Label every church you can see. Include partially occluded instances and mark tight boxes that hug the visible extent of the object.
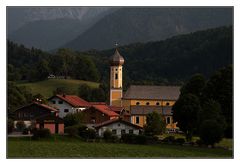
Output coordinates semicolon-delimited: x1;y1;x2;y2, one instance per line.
109;48;180;130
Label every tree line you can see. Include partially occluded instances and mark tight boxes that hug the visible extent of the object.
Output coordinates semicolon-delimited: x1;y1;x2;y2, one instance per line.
172;65;232;146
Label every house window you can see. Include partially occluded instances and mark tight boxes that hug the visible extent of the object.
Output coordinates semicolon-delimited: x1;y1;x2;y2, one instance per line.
24;113;28;117
146;102;150;105
166;117;171;124
139;130;143;135
136;116;139;124
112;129;117;134
118;123;121;127
156;102;160;106
129;130;133;134
64;109;69;113
166;102;170;106
52;100;56;104
58;100;63;104
121;129;126;135
115;73;118;79
136;102;140;105
91;117;96;123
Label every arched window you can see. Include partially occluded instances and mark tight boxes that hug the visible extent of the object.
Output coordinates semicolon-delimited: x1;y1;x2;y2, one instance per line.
136;102;140;105
156;102;160;106
166;102;170;106
146;102;150;105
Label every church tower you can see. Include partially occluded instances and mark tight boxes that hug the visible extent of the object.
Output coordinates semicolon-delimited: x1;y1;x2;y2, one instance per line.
109;48;124;106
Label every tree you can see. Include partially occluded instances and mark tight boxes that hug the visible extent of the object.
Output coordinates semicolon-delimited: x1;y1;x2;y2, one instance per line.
199;120;224;147
78;84;92;101
203;65;232;137
144;111;166;136
198;99;226;131
180;73;206;99
91;88;106;102
63;113;84;127
172;94;201;141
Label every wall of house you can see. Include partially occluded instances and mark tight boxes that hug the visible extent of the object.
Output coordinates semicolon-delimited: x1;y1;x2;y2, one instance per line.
49;97;86;118
97;122;141;137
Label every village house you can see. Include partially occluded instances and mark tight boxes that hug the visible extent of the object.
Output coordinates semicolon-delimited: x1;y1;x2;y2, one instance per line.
82;102;131;127
13;101;64;134
48;94;91;118
109;48;180;130
94;118;143;137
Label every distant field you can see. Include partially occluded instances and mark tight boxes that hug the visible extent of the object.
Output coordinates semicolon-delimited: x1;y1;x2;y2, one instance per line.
8;136;232;158
17;79;99;98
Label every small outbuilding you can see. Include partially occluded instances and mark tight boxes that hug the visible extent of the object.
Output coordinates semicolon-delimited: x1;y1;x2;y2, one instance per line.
94;118;143;137
35;114;64;134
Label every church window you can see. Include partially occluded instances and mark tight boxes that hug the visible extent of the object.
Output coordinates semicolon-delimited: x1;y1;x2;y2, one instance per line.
156;102;160;106
115;73;118;79
136;102;140;105
166;102;170;106
115;68;118;71
136;116;139;124
146;102;150;105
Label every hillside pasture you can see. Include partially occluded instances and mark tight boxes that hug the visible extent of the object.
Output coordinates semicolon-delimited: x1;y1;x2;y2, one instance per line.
17;79;99;98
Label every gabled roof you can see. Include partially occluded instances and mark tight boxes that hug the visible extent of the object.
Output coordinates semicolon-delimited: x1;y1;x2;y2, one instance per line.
15;102;58;112
48;95;91;107
123;85;181;100
91;105;119;117
94;118;143;129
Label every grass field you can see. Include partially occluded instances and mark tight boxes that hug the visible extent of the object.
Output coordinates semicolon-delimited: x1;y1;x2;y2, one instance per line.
8;136;232;158
17;79;99;98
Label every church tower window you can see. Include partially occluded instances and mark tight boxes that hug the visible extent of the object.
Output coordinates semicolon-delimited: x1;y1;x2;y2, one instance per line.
115;73;118;79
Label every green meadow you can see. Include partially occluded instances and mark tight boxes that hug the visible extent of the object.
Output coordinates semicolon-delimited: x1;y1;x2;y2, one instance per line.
17;79;99;98
8;136;232;158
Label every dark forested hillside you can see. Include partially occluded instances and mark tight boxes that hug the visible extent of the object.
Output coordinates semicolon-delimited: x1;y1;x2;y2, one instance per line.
8;26;233;89
86;26;233;88
64;8;232;51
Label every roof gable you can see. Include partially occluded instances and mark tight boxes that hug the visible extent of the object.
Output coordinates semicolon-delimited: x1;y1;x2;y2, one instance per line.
95;118;143;129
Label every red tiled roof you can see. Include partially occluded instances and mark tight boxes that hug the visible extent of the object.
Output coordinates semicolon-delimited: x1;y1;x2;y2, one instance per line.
92;105;119;117
50;95;91;107
95;118;143;129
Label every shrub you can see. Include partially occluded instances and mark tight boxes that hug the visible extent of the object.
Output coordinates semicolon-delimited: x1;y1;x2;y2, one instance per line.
121;134;137;144
162;136;175;143
22;128;29;135
196;139;204;146
103;129;113;142
8;119;14;134
16;121;26;131
85;128;96;140
63;113;84;127
64;125;79;137
199;120;224;147
135;135;147;144
32;128;51;139
174;138;185;145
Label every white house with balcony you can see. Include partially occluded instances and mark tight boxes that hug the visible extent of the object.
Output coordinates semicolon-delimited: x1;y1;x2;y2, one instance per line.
48;94;91;118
